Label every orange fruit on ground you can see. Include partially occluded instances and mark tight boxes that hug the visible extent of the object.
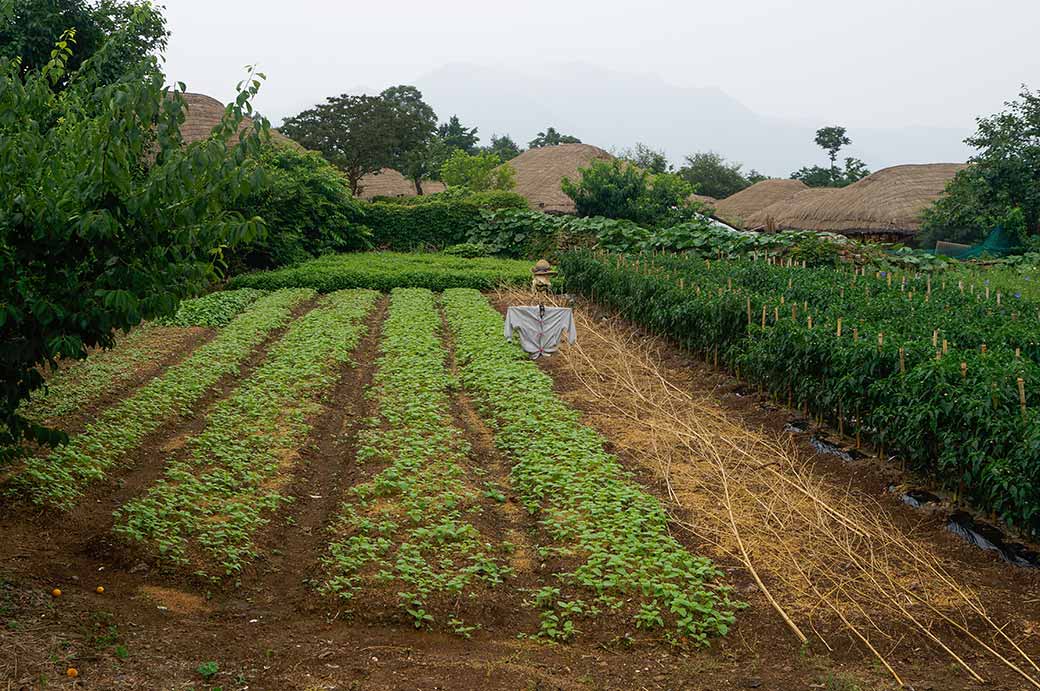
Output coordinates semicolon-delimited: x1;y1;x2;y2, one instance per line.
66;667;78;678
51;588;61;597
95;586;104;594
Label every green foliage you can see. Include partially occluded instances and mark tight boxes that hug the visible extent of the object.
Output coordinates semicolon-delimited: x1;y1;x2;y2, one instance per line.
678;152;752;199
228;252;531;293
439;150;516;191
528;126;580;148
443;289;739;643
14;289;313;507
115;290;377;577
0;0;168;90
0;20;268;455
231;145;371;269
357;200;480;249
369;188;526;210
437;114;479;154
158;289;266;328
561;159;697;226
443;243;490;258
196;661;219;680
322;289;508;633
380;85;438;192
483;133;522;161
922;86;1040;243
791;126;869;188
280;93;397;195
560;251;1040;533
617;142;670;174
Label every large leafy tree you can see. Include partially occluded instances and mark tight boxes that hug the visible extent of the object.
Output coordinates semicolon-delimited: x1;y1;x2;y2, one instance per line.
0;18;268;454
0;0;168;89
922;86;1040;243
528;126;581;148
483;133;522;162
439;150;515;191
561;159;697;226
791;126;869;188
280;93;398;195
618;142;670;174
437;114;479;154
678;151;752;198
380;84;437;194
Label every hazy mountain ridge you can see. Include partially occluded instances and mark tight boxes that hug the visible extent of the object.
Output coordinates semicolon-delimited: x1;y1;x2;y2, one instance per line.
410;62;974;177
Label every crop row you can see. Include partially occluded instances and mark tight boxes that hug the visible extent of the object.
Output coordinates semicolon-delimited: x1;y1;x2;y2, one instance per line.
441;288;737;644
13;289;314;508
113;289;378;578
228;251;531;293
158;288;267;328
560;251;1040;533
644;253;1040;361
322;288;508;634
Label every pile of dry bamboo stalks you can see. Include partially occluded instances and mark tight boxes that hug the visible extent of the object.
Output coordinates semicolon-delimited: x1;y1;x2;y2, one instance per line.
499;289;1038;689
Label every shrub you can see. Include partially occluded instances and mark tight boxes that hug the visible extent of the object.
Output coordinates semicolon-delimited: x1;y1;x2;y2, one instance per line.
561;159;697;226
359;200;480;250
231;146;371;269
369;188;527;210
444;243;490;258
440;150;516;191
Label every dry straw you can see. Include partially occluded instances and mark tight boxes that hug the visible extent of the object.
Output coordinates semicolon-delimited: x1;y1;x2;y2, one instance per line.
500;288;1039;688
713;179;809;228
507;143;613;214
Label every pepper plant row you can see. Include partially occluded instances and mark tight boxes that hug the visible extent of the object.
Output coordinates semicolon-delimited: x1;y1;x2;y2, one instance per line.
113;289;378;578
322;288;508;635
13;289;314;508
441;288;738;644
560;251;1040;533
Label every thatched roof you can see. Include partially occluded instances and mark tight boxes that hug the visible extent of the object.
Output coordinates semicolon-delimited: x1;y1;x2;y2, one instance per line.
508;143;614;214
713;179;809;228
743;163;966;236
181;92;299;148
356;168;446;199
745;188;841;231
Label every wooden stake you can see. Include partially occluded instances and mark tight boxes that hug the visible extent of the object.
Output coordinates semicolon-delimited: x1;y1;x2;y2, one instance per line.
942;339;948;355
932;329;938;347
899;347;905;374
877;332;884;351
981;344;987;354
774;306;779;322
761;304;767;329
1018;378;1027;420
961;362;967;379
854;327;859;342
1016;347;1021;359
837;318;843;337
746;296;752;329
679;277;684;289
808;315;813;330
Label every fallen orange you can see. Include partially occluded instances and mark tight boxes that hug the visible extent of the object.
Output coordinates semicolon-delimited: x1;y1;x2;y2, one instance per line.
66;667;78;678
51;588;61;598
95;586;104;594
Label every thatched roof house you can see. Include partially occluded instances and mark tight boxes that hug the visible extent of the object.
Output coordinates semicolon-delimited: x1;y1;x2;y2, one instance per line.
713;179;808;228
745;187;840;231
181;92;299;148
508;143;614;214
744;163;966;241
356;168;446;200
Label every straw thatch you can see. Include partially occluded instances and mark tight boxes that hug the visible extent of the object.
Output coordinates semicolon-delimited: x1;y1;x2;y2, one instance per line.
744;163;966;238
508;143;614;214
746;187;841;232
180;92;300;149
713;179;809;228
356;168;446;199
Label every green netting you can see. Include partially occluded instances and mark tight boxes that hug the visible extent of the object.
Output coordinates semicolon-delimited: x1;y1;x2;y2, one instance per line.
925;226;1020;259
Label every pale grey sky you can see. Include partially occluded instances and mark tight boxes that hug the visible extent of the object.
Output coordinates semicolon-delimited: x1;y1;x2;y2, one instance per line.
161;0;1039;172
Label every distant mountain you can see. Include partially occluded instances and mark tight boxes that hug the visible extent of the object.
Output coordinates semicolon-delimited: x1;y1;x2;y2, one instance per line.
411;62;973;177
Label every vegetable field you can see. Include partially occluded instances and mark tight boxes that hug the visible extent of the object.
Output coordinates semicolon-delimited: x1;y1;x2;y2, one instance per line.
561;250;1040;533
2;268;1038;691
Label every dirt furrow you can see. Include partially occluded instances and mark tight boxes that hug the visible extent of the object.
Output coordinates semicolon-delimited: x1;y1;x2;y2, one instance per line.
235;296;388;617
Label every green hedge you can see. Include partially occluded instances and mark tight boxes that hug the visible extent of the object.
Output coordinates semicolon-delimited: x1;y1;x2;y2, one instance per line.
229;252;532;292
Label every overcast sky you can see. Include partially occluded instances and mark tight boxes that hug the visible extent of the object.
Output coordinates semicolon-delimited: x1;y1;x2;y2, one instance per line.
162;0;1038;143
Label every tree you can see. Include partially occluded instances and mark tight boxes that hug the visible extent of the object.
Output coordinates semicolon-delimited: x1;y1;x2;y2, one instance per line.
1;19;268;454
561;159;696;226
618;142;670;174
922;86;1040;244
791;126;870;188
439;150;515;191
380;85;437;195
678;152;752;199
528;126;581;148
746;169;769;184
280;94;399;195
484;133;522;161
437;114;479;154
814;126;851;168
0;0;168;89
